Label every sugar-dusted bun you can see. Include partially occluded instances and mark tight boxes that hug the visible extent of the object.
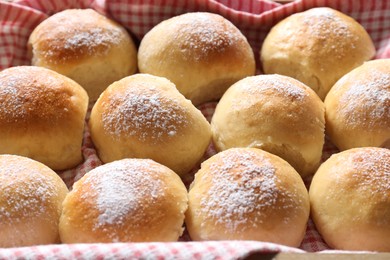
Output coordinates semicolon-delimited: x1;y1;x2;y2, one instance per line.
186;148;310;247
138;12;255;106
89;73;211;176
211;74;325;177
325;59;390;150
0;155;68;248
0;66;88;170
310;147;390;251
261;7;375;100
60;158;188;243
28;9;137;101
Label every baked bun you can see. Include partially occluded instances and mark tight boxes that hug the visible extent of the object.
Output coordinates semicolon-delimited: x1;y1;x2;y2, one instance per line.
28;9;137;101
325;59;390;150
59;158;188;243
0;66;88;170
0;155;68;248
138;12;255;106
211;74;325;177
186;148;310;247
310;147;390;251
261;7;375;100
89;73;211;176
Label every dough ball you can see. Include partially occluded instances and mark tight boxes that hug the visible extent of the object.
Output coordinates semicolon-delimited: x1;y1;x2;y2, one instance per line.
211;74;325;177
28;9;138;101
261;7;375;100
138;12;255;105
59;158;188;243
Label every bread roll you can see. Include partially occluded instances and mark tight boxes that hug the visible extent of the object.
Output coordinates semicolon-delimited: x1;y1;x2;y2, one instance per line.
0;155;68;248
310;147;390;251
186;148;310;247
211;74;325;177
138;12;255;106
89;73;211;176
0;66;88;170
325;59;390;150
59;158;188;243
28;9;137;101
261;7;375;100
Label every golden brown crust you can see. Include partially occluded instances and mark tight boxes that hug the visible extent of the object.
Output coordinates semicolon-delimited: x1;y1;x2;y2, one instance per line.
211;74;325;177
310;147;390;251
59;159;188;243
186;148;310;246
0;66;86;129
0;155;68;247
28;9;138;101
29;9;125;65
325;59;390;150
89;73;211;176
138;12;255;105
261;7;375;100
0;66;88;170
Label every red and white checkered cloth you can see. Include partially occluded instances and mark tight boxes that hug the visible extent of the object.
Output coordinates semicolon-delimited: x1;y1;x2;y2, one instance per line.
0;0;389;258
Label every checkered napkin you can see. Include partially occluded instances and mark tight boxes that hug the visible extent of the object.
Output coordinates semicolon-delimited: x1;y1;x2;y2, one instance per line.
0;0;389;258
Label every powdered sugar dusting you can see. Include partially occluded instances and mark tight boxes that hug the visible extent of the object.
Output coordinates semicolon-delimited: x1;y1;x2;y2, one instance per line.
37;10;123;63
200;149;298;232
82;159;165;231
240;75;308;101
338;70;390;126
302;8;357;58
0;156;56;223
0;75;25;122
102;85;187;143
63;27;121;52
173;13;240;61
0;67;72;123
350;148;390;198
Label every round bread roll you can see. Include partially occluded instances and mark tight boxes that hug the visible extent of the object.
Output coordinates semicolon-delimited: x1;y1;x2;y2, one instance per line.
0;154;68;248
261;7;375;100
325;59;390;150
0;66;88;170
211;74;325;178
59;158;188;243
89;73;211;176
310;147;390;251
138;12;255;106
186;148;310;247
28;9;137;101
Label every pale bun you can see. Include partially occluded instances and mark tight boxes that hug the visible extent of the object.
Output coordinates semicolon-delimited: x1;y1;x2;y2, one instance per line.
310;147;390;251
89;73;211;176
59;158;188;243
28;9;137;101
0;155;68;247
261;7;375;100
186;148;310;247
0;66;88;170
211;74;325;177
138;12;255;106
325;59;390;150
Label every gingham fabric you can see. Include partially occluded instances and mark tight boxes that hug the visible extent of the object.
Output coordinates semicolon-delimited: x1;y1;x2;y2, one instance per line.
0;0;389;258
